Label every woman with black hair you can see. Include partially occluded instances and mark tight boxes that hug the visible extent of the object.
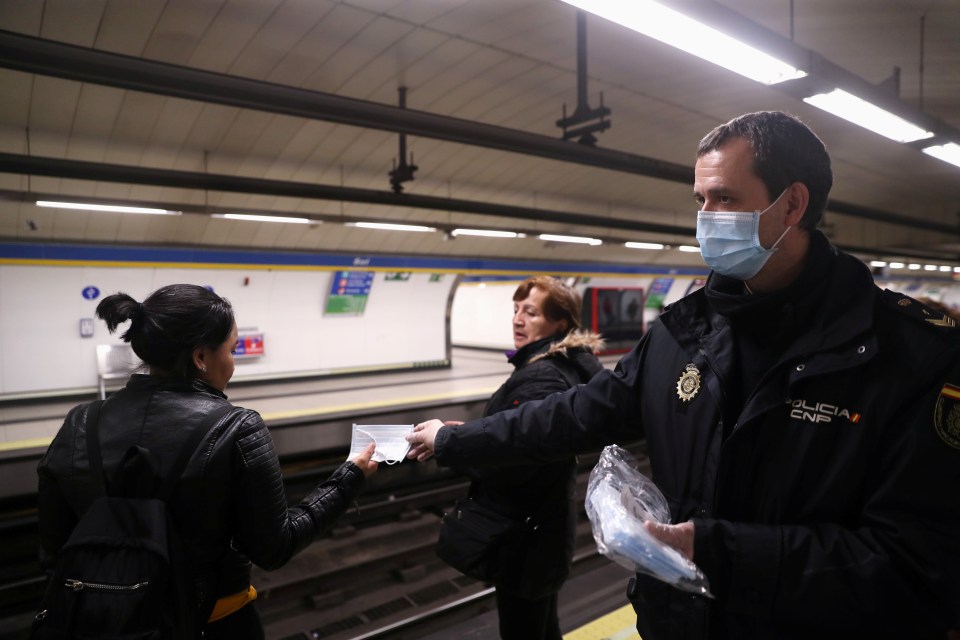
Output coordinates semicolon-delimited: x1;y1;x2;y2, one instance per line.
37;284;377;639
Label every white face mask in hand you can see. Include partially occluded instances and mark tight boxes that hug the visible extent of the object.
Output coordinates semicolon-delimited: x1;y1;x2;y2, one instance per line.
696;189;791;280
347;424;413;464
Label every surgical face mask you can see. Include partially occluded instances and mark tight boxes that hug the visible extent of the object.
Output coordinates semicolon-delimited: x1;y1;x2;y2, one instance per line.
347;424;412;464
695;190;791;280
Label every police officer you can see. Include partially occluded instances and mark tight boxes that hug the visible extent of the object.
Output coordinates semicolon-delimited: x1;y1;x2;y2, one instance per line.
407;111;960;639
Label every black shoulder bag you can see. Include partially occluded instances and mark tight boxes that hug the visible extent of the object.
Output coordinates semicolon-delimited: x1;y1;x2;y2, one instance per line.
435;491;548;585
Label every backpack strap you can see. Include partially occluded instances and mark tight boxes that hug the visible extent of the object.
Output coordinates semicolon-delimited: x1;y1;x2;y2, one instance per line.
84;400;108;494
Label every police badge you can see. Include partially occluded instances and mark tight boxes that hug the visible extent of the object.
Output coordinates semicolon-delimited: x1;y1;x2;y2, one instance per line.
934;383;960;450
676;363;701;402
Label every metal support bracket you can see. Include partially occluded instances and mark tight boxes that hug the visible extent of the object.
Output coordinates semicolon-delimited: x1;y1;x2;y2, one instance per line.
389;86;418;193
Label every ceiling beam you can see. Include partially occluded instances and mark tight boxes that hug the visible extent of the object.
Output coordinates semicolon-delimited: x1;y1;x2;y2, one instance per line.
4;186;954;263
0;30;954;237
2;151;957;238
0;29;690;182
0;153;694;237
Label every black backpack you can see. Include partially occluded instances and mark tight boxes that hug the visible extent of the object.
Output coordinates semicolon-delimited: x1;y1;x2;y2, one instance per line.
32;401;233;640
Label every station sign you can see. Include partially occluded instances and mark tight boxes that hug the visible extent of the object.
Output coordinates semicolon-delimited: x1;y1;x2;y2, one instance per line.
325;270;375;315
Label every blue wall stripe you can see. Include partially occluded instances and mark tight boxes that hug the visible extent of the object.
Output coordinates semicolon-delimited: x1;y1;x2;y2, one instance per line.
0;241;711;277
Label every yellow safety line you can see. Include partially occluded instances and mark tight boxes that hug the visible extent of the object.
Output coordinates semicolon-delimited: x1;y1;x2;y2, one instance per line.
0;436;53;452
260;387;498;421
0;387;499;452
563;604;640;640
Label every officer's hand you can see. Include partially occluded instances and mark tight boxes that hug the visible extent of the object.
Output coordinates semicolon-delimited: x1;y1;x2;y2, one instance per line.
644;521;695;561
405;419;446;461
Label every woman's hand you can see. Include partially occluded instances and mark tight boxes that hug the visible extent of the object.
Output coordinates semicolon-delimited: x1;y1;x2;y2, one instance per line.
350;442;379;478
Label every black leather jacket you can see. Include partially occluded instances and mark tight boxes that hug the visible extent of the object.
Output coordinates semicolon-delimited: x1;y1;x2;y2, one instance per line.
38;375;366;606
435;234;960;639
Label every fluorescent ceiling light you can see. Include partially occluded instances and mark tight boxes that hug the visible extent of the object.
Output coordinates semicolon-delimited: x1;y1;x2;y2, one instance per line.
348;221;436;232
924;264;938;271
677;245;701;252
869;260;887;267
560;0;806;85
889;262;905;269
213;213;311;224
954;267;960;273
625;241;665;250
803;89;934;143
451;228;525;238
36;200;177;215
922;142;960;169
908;263;921;270
539;233;602;246
940;265;952;272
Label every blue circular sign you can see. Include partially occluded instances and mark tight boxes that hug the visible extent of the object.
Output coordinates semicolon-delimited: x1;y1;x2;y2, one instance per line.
82;286;100;300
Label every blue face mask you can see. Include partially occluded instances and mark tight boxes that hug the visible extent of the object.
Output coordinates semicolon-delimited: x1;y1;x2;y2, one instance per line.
695;190;791;280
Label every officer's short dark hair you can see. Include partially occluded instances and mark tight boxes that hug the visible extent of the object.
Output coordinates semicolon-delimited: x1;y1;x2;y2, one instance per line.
697;111;833;230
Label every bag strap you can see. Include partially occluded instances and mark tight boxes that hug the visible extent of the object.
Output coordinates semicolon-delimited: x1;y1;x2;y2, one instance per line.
84;400;107;494
85;400;236;501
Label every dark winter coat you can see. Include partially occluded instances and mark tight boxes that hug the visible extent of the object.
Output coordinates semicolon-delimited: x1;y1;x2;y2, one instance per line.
37;374;366;625
433;232;960;639
466;330;603;598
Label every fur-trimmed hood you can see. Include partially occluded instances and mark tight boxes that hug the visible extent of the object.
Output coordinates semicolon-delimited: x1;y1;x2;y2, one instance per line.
528;329;605;365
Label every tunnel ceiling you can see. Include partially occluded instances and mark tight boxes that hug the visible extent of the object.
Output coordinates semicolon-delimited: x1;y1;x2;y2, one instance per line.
0;0;958;267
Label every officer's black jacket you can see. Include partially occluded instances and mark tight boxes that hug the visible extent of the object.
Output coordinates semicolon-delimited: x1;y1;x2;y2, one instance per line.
434;233;960;639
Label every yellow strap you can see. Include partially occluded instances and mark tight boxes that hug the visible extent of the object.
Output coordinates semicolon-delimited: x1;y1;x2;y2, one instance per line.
207;585;258;623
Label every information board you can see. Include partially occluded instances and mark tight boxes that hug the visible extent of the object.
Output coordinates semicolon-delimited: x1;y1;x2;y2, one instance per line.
645;277;674;309
325;271;375;315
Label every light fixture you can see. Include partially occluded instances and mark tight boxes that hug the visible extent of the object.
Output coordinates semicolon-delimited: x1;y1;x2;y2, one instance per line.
347;221;436;232
677;245;700;253
924;264;938;271
624;241;665;250
869;260;887;268
451;228;525;238
538;233;602;245
213;213;311;224
954;267;960;274
36;201;178;215
922;142;960;169
803;90;934;143
889;262;905;269
940;265;952;272
560;0;806;85
908;263;921;270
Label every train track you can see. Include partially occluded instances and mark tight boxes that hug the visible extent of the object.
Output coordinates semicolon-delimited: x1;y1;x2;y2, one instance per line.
257;466;608;640
0;434;647;640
